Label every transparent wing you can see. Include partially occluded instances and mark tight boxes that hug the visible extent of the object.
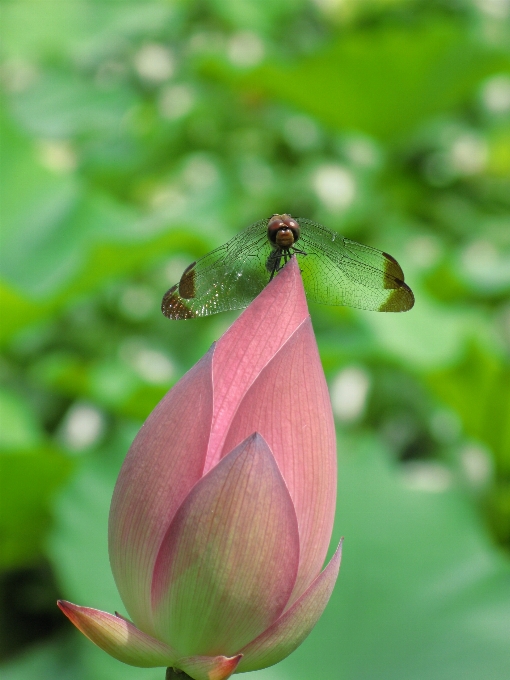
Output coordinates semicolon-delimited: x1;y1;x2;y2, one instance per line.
296;218;414;312
162;220;272;319
162;216;414;319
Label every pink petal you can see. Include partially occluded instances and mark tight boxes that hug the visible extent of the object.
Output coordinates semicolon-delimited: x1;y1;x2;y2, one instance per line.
236;539;343;673
108;349;214;635
151;433;300;657
57;600;176;667
177;653;242;680
205;257;309;473
222;317;337;604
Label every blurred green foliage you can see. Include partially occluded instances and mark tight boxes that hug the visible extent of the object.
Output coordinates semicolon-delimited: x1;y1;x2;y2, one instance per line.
1;0;509;678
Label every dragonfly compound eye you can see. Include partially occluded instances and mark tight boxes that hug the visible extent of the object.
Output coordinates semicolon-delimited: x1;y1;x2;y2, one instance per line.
267;214;300;246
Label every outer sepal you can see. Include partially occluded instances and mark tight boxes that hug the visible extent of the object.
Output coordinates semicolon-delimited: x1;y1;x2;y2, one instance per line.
57;601;176;667
236;539;343;672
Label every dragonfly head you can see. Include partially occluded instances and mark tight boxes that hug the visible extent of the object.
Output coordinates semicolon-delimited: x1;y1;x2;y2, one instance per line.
267;214;300;249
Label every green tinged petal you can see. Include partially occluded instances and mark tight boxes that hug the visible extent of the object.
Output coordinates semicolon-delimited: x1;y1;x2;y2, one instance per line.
151;433;300;657
57;601;176;667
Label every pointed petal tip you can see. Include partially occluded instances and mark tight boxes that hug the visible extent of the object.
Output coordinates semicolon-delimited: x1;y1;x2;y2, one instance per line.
247;431;267;448
57;599;73;615
57;601;176;668
265;255;307;310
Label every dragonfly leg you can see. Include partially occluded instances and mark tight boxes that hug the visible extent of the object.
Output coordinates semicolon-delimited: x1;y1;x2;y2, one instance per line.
278;249;293;272
267;249;283;280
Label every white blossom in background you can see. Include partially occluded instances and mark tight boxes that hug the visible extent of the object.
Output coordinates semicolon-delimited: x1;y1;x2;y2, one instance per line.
148;184;187;214
37;140;77;173
401;462;453;493
312;164;356;212
460;444;493;489
331;366;370;423
461;239;510;290
120;339;174;385
475;0;510;18
342;137;380;169
227;31;264;68
60;403;106;452
449;133;488;176
134;44;175;83
481;74;510;113
312;0;345;14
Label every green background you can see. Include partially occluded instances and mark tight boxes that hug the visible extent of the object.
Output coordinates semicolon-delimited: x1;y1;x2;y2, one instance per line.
1;1;509;678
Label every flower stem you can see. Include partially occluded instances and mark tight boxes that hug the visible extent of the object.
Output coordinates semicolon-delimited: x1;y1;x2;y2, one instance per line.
166;668;193;680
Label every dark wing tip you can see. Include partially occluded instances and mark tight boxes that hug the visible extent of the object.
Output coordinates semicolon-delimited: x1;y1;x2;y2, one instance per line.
161;285;195;320
378;279;415;312
178;261;197;299
382;251;405;281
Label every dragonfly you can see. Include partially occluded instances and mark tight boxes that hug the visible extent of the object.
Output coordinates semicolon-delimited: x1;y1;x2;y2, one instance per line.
161;214;414;319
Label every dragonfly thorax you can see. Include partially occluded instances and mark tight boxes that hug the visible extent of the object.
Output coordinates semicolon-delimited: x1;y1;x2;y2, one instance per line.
267;214;300;250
